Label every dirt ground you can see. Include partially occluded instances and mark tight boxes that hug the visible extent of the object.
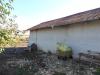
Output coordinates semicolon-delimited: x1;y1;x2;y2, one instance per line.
0;50;96;75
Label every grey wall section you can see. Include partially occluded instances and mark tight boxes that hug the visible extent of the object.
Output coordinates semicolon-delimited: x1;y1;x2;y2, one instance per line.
29;20;100;56
28;31;37;46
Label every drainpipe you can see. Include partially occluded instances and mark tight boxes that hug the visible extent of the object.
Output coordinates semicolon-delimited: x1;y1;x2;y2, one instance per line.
35;30;38;51
51;25;54;29
51;25;55;53
36;30;37;45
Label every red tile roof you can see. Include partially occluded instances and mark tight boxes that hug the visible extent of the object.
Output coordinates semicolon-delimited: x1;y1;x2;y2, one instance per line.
29;8;100;31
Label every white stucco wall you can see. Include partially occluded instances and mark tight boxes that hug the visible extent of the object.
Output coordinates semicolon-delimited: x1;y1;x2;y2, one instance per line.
29;20;100;56
28;31;37;46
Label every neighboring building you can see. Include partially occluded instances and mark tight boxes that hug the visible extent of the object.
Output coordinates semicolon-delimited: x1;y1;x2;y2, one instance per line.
28;8;100;56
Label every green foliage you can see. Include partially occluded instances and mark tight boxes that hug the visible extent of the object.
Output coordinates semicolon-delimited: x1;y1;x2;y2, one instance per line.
96;68;100;72
0;29;24;48
0;48;5;53
94;68;100;75
0;0;14;23
56;42;72;58
57;42;68;51
0;15;20;48
57;42;72;52
0;29;14;47
0;0;16;48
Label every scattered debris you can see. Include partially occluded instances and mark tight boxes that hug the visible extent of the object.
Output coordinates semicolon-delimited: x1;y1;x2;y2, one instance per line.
0;49;95;75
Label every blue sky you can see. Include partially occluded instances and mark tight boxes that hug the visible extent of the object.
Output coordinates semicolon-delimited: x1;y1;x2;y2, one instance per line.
12;0;100;30
13;0;70;16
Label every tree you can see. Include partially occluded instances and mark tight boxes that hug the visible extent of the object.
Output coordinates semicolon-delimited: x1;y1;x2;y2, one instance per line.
0;0;14;23
0;0;15;49
0;15;19;46
0;29;13;47
5;15;18;33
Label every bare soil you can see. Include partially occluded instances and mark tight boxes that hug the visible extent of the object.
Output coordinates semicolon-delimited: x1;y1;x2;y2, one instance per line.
0;50;96;75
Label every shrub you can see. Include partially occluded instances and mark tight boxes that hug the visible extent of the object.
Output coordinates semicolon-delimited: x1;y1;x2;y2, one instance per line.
56;42;72;58
94;68;100;75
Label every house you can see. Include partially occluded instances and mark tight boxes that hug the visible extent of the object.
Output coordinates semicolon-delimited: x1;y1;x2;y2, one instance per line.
28;8;100;56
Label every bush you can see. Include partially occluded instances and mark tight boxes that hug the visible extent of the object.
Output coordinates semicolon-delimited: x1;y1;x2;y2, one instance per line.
94;68;100;75
56;42;72;58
